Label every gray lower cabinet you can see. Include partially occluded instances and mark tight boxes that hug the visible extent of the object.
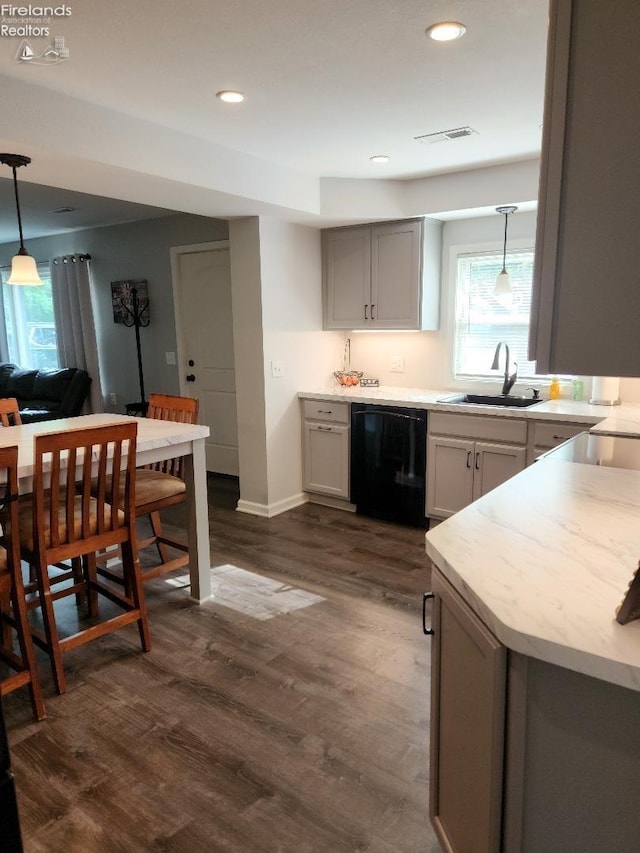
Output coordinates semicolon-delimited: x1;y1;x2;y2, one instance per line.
322;218;441;331
430;569;506;853
429;567;640;853
302;400;350;501
530;0;640;376
427;414;527;519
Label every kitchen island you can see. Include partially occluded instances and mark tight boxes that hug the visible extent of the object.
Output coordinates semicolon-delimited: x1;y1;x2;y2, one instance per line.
424;433;640;853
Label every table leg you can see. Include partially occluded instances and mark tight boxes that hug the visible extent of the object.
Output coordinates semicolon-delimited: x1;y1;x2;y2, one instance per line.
184;438;212;603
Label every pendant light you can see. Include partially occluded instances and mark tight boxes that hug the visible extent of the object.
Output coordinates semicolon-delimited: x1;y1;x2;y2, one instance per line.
494;205;518;295
0;153;43;286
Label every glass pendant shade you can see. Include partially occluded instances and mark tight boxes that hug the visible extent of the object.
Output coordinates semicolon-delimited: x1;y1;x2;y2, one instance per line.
7;250;43;286
0;153;42;286
494;205;518;295
495;269;511;294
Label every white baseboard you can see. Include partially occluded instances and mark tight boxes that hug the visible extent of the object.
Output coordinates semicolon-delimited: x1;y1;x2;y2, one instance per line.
236;492;307;518
306;494;356;512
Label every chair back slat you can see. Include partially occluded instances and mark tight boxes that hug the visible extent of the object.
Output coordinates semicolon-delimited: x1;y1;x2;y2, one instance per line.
33;422;138;562
0;398;21;427
145;393;199;479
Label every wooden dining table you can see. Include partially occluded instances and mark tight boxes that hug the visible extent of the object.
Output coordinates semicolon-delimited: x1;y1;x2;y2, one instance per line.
0;413;213;602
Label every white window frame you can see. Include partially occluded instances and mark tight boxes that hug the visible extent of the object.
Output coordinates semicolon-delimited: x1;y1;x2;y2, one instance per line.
1;262;59;370
444;238;558;392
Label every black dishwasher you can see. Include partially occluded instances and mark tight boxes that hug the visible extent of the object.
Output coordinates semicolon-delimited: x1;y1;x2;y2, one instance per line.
351;404;428;527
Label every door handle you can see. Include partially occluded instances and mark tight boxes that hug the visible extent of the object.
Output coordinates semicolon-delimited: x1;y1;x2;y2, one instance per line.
186;374;196;382
423;592;434;636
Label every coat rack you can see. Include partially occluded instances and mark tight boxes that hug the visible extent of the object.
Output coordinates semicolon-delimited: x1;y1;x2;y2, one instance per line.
111;279;150;416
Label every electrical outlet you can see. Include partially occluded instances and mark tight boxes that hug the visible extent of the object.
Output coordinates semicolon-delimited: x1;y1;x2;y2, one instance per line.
271;360;285;378
109;392;117;405
165;351;176;365
391;355;405;373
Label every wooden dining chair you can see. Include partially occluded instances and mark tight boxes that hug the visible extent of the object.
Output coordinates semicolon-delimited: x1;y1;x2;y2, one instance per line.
0;445;45;720
96;393;199;587
0;399;22;427
18;422;151;694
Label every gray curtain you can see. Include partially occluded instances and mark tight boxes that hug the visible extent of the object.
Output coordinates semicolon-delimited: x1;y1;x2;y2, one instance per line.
50;255;104;413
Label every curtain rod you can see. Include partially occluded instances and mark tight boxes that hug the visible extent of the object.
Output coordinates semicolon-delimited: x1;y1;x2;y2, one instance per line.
52;254;92;264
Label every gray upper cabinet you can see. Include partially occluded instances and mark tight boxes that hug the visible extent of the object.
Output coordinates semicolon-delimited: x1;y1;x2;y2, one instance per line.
323;218;441;331
529;0;640;376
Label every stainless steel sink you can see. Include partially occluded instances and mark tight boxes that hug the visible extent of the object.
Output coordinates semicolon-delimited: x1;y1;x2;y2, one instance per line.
438;393;542;408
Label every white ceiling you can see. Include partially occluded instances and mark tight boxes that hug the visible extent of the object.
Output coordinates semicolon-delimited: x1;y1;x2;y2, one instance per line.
0;0;549;241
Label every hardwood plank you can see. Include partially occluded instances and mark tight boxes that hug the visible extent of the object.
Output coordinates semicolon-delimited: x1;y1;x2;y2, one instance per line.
3;476;438;852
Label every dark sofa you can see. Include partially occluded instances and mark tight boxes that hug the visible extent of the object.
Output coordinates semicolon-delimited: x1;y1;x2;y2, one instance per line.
0;363;92;424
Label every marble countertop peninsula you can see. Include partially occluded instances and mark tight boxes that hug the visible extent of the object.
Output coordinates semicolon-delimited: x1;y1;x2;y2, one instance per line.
425;455;640;692
299;385;640;432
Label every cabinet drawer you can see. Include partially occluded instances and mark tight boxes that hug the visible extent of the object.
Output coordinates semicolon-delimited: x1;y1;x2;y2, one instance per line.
532;421;593;449
302;400;350;424
429;412;527;444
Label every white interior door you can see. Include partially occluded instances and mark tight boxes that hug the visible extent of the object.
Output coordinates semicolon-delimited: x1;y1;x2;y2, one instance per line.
172;242;238;475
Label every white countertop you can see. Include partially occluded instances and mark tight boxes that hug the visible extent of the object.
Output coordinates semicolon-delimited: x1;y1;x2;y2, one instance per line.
425;454;640;692
299;385;640;432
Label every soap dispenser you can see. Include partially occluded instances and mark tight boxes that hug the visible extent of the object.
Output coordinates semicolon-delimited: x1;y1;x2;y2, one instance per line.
549;377;561;400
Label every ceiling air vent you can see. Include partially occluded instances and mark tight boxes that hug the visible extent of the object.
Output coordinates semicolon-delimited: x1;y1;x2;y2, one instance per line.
414;126;478;144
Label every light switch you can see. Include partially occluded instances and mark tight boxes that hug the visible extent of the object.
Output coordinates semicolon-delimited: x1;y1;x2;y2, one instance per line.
271;360;284;378
165;351;176;365
391;355;404;373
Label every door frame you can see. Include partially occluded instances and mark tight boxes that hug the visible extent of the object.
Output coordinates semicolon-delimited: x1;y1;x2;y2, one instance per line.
170;239;231;398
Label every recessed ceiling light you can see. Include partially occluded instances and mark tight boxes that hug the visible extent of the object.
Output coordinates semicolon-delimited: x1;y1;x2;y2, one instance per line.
370;154;390;164
425;21;467;42
216;90;245;103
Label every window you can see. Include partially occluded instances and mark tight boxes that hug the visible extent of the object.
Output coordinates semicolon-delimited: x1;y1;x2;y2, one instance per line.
454;248;539;380
1;263;59;370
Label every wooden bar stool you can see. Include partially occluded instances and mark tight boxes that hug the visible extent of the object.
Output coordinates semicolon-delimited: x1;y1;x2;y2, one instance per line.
96;393;199;587
18;422;151;694
0;399;21;427
0;445;45;720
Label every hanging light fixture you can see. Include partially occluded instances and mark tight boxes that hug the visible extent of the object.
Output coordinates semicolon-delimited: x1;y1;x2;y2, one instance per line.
494;205;518;295
0;153;43;286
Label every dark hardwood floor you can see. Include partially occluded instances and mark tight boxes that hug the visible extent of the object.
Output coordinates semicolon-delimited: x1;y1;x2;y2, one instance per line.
3;476;440;853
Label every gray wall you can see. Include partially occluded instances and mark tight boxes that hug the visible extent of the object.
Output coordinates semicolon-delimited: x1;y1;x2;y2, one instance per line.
0;213;228;410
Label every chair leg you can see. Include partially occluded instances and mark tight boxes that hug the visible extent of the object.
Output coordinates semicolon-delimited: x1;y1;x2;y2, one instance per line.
72;557;84;608
0;589;11;649
9;578;45;721
34;562;67;695
149;511;172;565
83;554;99;617
122;542;151;652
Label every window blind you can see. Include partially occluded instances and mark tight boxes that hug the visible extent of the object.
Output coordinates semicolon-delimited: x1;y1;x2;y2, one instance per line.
454;249;538;380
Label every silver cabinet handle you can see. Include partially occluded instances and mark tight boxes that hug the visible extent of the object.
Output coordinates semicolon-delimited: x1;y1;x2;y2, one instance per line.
475;451;480;470
317;410;333;414
317;426;333;431
364;304;369;320
371;303;376;320
466;450;472;468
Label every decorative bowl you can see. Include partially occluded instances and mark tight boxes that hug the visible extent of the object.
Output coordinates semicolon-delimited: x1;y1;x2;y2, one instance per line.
333;370;363;387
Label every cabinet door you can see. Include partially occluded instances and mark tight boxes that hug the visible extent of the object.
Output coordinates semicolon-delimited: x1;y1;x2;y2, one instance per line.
303;423;350;498
430;569;507;853
530;0;640;376
472;442;526;502
323;228;371;330
427;435;474;518
370;220;422;329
